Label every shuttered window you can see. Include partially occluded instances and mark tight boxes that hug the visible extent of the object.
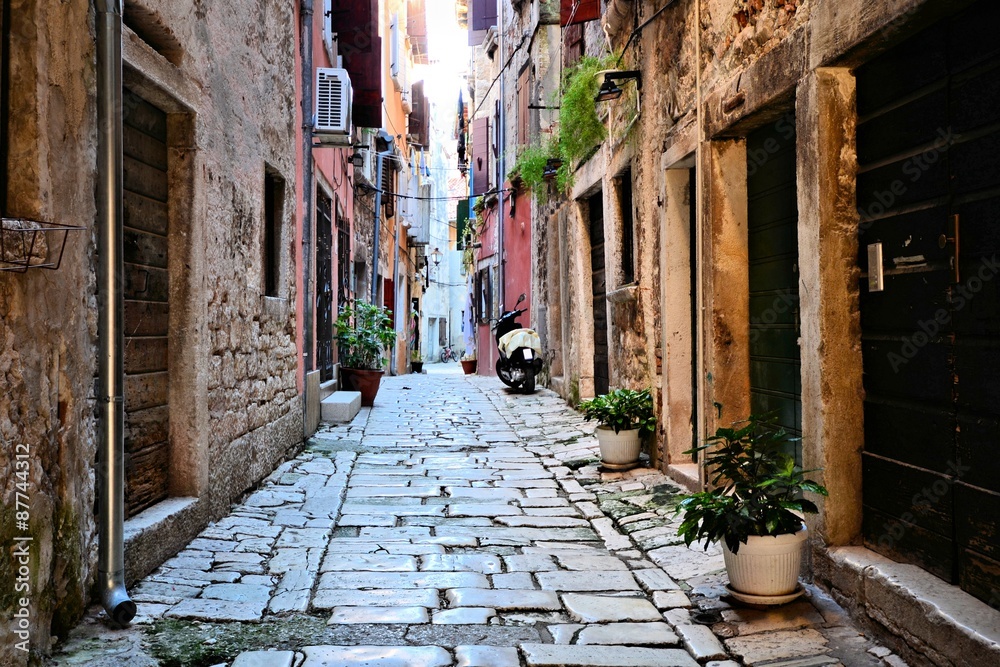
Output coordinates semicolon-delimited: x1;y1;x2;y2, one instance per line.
560;0;600;27
472;116;491;195
332;0;382;128
469;0;497;46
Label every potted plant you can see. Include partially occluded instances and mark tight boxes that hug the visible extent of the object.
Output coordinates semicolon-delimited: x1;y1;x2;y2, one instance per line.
676;414;829;603
460;351;477;375
411;350;423;374
334;300;396;406
578;388;656;471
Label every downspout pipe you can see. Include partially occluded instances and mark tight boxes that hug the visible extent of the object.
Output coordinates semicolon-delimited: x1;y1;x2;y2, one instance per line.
370;150;385;304
301;0;314;375
95;0;136;626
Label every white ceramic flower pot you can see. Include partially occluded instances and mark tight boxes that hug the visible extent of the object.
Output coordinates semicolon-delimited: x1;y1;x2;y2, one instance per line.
723;524;808;596
595;426;641;467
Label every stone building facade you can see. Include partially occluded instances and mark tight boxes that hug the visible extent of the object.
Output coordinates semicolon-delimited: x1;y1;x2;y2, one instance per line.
1;1;301;662
518;0;1000;664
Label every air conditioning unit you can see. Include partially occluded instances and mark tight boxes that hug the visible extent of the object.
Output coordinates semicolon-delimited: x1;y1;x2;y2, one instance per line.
315;67;352;135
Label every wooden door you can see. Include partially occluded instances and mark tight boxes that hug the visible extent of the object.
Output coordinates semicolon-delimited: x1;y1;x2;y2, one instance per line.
316;191;334;381
589;191;609;395
857;0;1000;603
122;90;170;518
747;119;801;462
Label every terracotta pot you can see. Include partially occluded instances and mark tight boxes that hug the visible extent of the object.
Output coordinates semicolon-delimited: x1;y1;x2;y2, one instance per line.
723;524;808;597
461;359;477;374
595;425;641;470
340;367;383;406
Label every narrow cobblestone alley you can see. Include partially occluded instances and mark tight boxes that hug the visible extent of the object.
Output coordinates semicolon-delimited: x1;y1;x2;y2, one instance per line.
48;370;897;667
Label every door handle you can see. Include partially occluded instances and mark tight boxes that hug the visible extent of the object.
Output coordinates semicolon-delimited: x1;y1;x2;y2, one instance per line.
938;214;960;284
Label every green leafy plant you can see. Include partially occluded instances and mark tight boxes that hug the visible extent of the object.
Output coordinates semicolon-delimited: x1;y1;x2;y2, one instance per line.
335;300;396;370
508;139;560;203
676;414;829;554
578;388;656;439
558;54;614;167
410;349;423;362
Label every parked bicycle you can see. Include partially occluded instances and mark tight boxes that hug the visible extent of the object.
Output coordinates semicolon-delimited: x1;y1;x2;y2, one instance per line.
439;344;459;363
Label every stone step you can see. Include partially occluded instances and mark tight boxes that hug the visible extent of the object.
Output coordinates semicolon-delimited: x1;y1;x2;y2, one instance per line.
321;391;361;423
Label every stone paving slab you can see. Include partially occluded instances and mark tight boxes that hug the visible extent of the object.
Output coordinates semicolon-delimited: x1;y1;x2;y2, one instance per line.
521;644;700;666
49;373;898;667
300;645;452;667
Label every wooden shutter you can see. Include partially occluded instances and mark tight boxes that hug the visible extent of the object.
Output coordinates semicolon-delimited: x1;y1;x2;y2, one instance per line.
560;0;600;26
333;0;382;128
517;67;530;146
381;163;395;218
472;116;490;195
563;23;584;68
409;81;428;147
469;0;497;46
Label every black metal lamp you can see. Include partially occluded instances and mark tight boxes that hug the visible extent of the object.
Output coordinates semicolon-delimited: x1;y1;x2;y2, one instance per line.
349;145;365;167
595;70;642;103
430;247;443;268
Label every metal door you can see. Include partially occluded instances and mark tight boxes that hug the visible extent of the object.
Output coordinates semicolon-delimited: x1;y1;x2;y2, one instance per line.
122;90;170;518
589;191;610;395
316;192;334;382
857;0;1000;603
747;119;801;462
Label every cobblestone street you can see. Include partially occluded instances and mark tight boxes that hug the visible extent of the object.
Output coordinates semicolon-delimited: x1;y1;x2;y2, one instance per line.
49;369;900;667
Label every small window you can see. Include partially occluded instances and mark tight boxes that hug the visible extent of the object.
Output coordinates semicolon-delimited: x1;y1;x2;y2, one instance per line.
619;170;635;285
264;169;285;297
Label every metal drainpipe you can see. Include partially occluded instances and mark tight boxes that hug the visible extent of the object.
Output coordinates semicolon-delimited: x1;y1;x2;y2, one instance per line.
95;0;136;626
301;0;314;377
496;0;505;315
370;151;385;304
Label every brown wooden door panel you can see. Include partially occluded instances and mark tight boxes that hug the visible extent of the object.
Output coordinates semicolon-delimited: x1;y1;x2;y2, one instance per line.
124;301;169;336
864;399;955;474
124;265;168;301
125;444;170;517
956;414;1000;491
863;505;955;582
959;550;1000;607
122;88;170;518
124;405;170;452
123;228;168;269
856;29;946;116
859;272;952;332
124;372;170;413
856;85;948;164
123;124;168;170
124;337;168;374
954;342;1000;413
863;455;955;539
951;66;1000;132
123;191;169;236
956;483;1000;560
856;206;950;270
951;133;1000;196
123;155;169;202
861;340;953;403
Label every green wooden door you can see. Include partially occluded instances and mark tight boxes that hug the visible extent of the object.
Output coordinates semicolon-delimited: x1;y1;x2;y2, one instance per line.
747;119;801;462
857;0;1000;604
590;191;610;395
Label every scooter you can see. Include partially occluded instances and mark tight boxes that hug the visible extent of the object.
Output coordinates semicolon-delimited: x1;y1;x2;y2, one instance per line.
493;293;543;393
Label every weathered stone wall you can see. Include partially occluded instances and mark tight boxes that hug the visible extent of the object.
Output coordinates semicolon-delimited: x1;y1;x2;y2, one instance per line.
0;1;301;663
0;2;102;662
